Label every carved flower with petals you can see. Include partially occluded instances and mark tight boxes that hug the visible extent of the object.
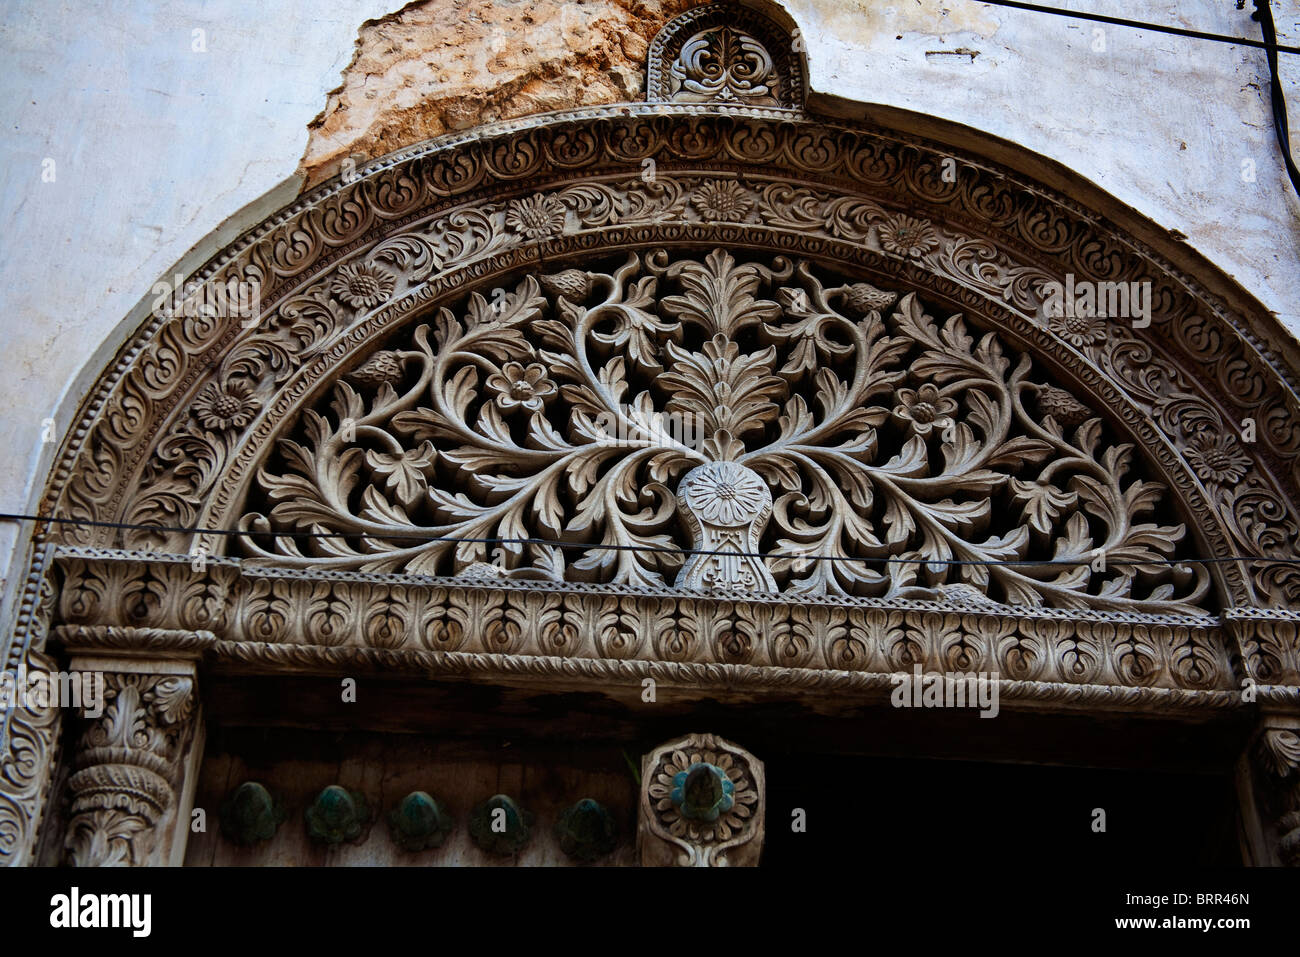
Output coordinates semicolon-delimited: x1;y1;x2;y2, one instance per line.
649;748;756;844
192;381;260;432
893;382;957;437
877;214;940;257
331;262;396;309
486;361;557;413
505;193;566;239
680;461;770;526
1185;430;1252;485
1048;308;1109;348
691;180;754;223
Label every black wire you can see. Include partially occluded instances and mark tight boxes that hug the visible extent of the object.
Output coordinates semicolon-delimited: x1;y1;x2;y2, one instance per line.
977;0;1300;54
2;511;1295;568
1254;0;1300;201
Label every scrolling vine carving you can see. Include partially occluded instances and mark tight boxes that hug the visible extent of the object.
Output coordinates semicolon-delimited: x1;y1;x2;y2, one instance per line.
238;249;1209;614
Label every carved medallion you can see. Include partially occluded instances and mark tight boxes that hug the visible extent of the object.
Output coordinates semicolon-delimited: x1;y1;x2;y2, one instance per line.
639;733;764;867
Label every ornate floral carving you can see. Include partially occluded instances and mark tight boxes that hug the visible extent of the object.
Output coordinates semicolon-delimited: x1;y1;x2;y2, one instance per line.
892;382;957;438
330;262;396;309
1184;431;1253;487
485;361;557;413
640;733;763;866
0;650;61;867
192;381;260;433
877;214;941;258
670;27;777;105
237;249;1211;614
64;671;198;867
505;193;565;239
647;3;803;109
675;461;775;591
32;110;1300;613
690;179;754;222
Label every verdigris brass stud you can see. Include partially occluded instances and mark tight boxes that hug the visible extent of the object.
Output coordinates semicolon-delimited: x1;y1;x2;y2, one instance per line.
219;781;285;846
671;763;735;822
388;791;454;852
305;785;368;845
555;798;617;862
468;794;532;856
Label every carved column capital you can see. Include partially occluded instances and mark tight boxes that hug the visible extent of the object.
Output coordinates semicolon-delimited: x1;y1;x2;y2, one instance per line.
1254;722;1300;866
61;649;204;867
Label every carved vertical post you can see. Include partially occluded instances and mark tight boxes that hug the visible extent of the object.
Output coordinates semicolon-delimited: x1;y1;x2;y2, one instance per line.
0;649;63;866
1253;721;1300;867
58;630;210;867
638;732;764;866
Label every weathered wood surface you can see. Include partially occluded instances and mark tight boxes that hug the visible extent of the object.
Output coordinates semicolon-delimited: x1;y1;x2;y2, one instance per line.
184;729;638;866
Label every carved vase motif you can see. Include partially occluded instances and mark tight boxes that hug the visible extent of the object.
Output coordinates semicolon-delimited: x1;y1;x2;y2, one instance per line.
674;461;776;591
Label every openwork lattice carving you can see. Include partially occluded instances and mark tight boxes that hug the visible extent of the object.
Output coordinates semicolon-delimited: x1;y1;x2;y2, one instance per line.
238;249;1209;614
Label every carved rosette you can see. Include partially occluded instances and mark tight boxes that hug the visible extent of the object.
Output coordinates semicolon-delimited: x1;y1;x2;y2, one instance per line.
64;672;197;867
639;733;764;866
1256;727;1300;866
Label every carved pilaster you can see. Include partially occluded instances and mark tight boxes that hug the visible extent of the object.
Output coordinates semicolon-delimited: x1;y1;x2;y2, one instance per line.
0;649;62;866
57;629;210;867
638;732;764;866
1254;722;1300;866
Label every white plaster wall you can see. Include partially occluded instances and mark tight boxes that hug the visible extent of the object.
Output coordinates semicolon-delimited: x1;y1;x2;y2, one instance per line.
0;0;1298;619
0;0;394;611
787;0;1300;333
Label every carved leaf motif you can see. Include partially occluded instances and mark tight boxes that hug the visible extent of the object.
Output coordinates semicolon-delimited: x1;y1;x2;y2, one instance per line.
660;249;781;338
238;249;1212;613
659;336;784;440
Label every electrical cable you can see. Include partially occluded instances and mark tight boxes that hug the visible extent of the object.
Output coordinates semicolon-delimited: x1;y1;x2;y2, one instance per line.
1253;0;1300;200
975;0;1300;54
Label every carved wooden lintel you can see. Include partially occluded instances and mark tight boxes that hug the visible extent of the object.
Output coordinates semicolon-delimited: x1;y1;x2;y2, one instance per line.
48;547;1282;715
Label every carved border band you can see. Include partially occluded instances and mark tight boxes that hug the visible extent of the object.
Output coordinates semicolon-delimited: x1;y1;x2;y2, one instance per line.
47;546;1296;713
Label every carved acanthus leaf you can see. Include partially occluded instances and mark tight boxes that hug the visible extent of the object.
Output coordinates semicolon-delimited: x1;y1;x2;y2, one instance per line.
238;249;1211;614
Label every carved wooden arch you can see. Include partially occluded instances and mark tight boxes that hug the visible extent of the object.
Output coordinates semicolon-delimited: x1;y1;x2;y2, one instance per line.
6;1;1300;867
